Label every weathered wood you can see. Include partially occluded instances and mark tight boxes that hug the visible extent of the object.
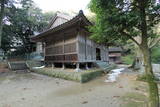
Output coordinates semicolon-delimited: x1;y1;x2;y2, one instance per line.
77;30;108;62
45;54;78;62
33;11;109;63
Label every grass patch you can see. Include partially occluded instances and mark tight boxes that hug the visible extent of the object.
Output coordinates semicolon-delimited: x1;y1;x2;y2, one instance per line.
137;73;160;82
80;69;103;83
31;68;104;83
27;60;116;83
28;61;116;83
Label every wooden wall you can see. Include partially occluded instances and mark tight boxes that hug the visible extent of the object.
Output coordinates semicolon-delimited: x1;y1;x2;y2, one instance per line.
45;34;78;62
44;29;108;63
77;30;109;62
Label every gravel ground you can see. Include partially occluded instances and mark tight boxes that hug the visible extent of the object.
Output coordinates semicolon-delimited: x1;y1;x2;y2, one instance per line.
0;69;147;107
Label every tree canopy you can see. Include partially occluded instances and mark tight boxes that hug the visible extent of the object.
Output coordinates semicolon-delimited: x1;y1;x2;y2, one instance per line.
1;0;54;53
89;0;160;47
89;0;160;106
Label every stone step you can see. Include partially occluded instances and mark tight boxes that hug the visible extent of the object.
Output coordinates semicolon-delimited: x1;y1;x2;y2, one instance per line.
94;61;109;69
94;61;116;73
8;61;28;70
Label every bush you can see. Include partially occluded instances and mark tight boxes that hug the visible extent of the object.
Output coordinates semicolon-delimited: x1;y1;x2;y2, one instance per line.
122;55;134;65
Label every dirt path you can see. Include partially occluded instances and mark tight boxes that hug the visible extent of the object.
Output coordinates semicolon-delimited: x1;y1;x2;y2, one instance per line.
0;70;148;107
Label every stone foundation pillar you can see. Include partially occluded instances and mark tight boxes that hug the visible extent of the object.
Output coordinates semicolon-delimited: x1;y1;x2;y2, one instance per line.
85;63;89;70
62;63;65;70
52;63;55;69
75;62;81;72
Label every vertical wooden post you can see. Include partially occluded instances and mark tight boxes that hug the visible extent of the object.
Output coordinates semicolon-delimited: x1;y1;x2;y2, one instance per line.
63;34;65;62
77;30;79;62
85;32;87;61
43;42;46;61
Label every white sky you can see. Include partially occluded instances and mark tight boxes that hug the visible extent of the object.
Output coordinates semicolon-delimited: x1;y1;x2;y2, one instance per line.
33;0;91;15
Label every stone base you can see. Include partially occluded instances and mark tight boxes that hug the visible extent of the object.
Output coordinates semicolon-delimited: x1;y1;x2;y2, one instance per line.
75;68;81;72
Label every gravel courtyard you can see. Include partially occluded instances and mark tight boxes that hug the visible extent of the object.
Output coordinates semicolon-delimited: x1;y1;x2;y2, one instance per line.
0;70;148;107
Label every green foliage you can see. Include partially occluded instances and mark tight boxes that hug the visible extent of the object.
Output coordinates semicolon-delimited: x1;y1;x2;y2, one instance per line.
1;0;54;54
151;45;160;64
122;55;134;65
89;1;160;105
89;0;160;44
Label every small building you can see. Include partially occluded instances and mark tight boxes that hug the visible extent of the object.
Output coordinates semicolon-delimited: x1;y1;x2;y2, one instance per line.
109;47;122;64
31;10;109;71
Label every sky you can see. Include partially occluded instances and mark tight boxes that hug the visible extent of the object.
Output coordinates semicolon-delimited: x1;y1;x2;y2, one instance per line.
33;0;91;15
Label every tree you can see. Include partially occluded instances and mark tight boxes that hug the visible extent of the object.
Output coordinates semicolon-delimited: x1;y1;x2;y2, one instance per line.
1;0;54;54
0;0;5;48
89;0;160;106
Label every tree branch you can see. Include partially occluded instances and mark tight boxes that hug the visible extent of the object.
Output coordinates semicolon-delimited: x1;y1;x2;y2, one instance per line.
120;31;141;47
149;37;160;49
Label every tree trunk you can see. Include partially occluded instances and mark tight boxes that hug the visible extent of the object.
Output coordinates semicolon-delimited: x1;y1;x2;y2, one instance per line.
0;0;5;48
132;46;145;73
142;47;159;107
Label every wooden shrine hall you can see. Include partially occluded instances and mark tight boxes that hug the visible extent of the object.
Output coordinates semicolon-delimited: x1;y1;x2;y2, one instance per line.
31;10;109;71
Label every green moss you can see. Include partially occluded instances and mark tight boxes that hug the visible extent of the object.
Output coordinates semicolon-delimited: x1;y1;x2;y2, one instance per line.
121;92;148;107
137;74;159;107
137;73;160;82
136;74;148;82
146;74;159;107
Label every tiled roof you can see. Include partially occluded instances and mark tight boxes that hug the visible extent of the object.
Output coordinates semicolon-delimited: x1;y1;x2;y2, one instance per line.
31;10;92;41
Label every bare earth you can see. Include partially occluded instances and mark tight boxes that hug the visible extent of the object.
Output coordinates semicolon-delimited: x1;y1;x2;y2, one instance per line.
0;70;148;107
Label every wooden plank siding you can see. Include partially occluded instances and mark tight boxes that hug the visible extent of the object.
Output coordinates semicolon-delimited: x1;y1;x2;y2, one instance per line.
77;30;108;62
32;11;109;63
44;29;108;63
45;32;78;62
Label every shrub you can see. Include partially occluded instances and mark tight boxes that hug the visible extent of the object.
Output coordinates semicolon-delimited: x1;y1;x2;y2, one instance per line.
122;55;134;65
